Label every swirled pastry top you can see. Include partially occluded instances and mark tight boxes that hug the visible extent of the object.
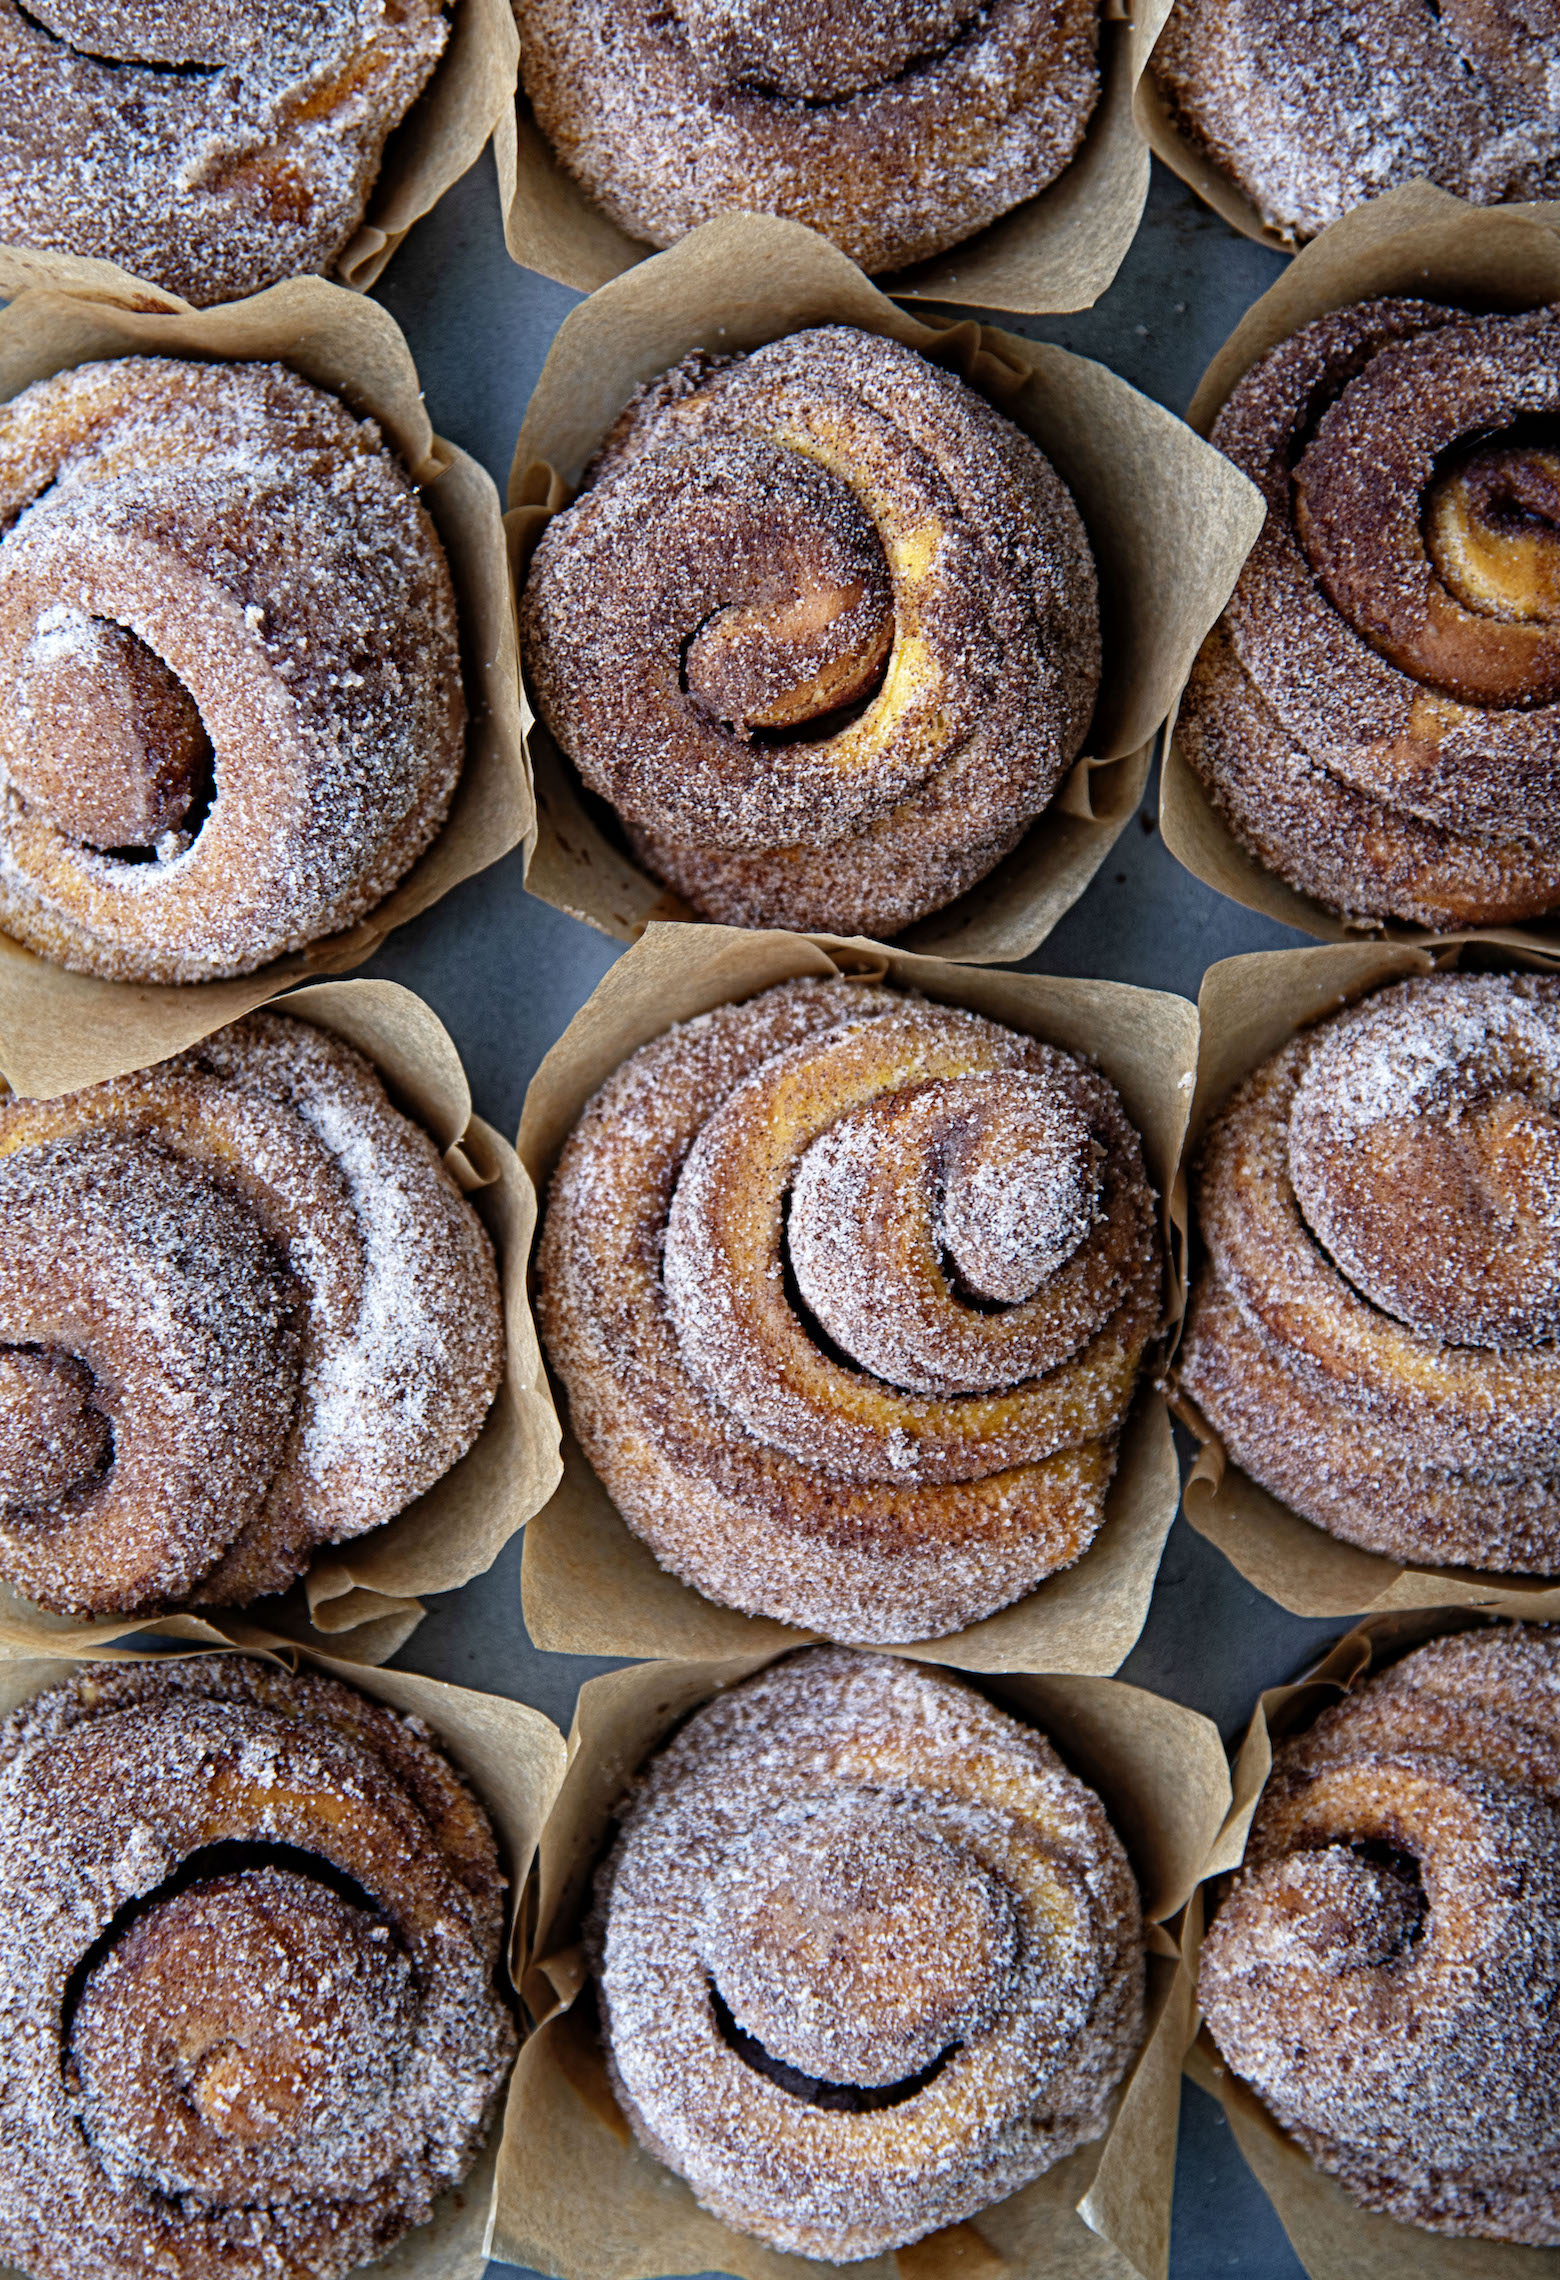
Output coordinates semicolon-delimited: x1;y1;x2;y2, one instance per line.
0;355;465;982
1201;1624;1560;2244
0;1008;503;1617
1179;971;1560;1574
1177;298;1560;927
537;976;1160;1642
520;328;1099;939
590;1647;1144;2261
0;1653;516;2280
0;1;448;306
515;0;1100;275
1152;0;1560;245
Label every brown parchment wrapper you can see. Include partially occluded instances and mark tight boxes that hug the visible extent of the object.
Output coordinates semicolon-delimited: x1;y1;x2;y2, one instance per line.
1171;935;1560;1623
495;1648;1232;2280
0;0;519;307
0;974;562;1662
516;921;1196;1671
1185;1608;1560;2280
1156;185;1560;954
496;0;1172;315
0;1619;568;2280
0;275;532;1099
505;210;1262;965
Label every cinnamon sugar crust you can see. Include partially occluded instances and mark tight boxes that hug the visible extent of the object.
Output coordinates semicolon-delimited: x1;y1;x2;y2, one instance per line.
537;976;1160;1642
0;1;448;306
0;355;466;983
1201;1625;1560;2243
590;1648;1144;2261
516;0;1100;275
1181;298;1560;927
521;327;1099;939
1152;0;1560;245
1179;972;1560;1571
0;1653;516;2280
0;1008;503;1616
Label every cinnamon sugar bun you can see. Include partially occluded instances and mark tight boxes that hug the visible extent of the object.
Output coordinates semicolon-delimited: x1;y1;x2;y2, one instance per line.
1179;297;1560;928
519;328;1099;938
1200;1624;1560;2243
0;1008;503;1616
537;976;1161;1642
1179;971;1560;1573
1151;0;1560;246
0;1652;516;2280
0;2;449;306
0;354;465;983
514;0;1101;275
590;1647;1144;2260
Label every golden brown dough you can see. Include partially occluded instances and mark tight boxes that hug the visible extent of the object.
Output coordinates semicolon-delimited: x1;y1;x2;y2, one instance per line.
538;976;1161;1641
0;1;449;306
0;1009;503;1616
515;0;1101;274
0;1652;517;2280
520;328;1099;939
1179;298;1560;927
1178;972;1560;1571
591;1646;1144;2260
1152;0;1560;245
0;355;465;982
1201;1625;1560;2243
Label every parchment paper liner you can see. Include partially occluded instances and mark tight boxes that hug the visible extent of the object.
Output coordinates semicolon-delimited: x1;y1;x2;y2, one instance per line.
505;210;1261;965
1185;1606;1560;2280
495;0;1178;316
0;974;562;1662
0;1618;568;2280
516;921;1196;1670
1170;935;1560;1623
0;274;532;1099
0;0;519;307
1156;184;1560;955
495;1646;1232;2280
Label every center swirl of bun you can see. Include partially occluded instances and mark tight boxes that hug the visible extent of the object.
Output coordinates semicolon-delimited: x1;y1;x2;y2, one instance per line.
673;0;983;101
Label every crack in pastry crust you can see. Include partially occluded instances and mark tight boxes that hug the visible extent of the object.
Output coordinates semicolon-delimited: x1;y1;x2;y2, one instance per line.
537;976;1160;1642
0;1;448;306
0;1653;516;2280
1201;1625;1560;2244
1179;971;1560;1571
589;1648;1144;2261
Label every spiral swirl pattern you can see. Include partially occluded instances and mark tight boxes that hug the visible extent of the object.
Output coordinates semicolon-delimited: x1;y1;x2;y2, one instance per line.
0;1;448;306
1152;0;1560;245
538;977;1160;1641
0;355;465;982
590;1647;1144;2261
1179;298;1560;927
0;1008;503;1616
515;0;1100;275
1200;1625;1560;2244
1179;972;1560;1572
520;327;1100;939
0;1653;516;2280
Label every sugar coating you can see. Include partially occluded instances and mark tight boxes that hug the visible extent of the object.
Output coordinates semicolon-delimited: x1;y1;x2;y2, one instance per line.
1201;1625;1560;2243
0;1653;515;2280
537;976;1161;1642
1180;298;1560;928
590;1647;1144;2261
521;327;1099;938
1179;972;1560;1570
516;0;1099;275
0;356;465;983
0;0;448;306
1152;0;1560;244
0;1007;503;1616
